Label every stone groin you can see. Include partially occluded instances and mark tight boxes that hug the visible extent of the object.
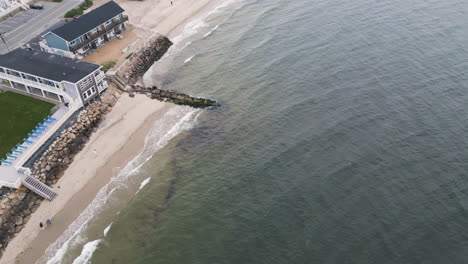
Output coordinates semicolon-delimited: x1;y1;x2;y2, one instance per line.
132;85;219;108
0;189;43;252
125;36;173;84
109;35;220;108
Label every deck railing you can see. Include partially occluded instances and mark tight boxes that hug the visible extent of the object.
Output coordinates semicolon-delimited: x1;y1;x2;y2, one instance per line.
69;16;129;52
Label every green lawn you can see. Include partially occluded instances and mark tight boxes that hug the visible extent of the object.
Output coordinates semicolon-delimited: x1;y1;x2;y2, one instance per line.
0;92;54;159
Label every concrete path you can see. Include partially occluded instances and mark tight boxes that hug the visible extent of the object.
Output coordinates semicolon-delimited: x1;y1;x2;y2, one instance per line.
0;105;69;188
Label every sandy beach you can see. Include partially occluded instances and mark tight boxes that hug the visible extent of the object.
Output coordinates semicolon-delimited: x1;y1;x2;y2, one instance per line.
118;0;219;38
0;0;220;262
0;94;175;264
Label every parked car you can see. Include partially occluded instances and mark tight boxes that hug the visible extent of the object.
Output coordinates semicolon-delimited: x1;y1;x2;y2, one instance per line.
72;15;81;20
29;4;44;9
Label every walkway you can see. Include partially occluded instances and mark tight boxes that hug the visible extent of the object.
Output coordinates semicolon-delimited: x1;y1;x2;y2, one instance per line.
0;104;71;188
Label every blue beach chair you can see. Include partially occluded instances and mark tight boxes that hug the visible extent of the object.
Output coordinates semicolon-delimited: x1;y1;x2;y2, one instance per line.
23;139;34;144
11;148;22;154
39;124;48;128
6;153;17;159
44;118;53;124
28;133;38;139
35;126;46;132
48;116;57;121
32;130;42;135
16;144;27;149
1;159;12;165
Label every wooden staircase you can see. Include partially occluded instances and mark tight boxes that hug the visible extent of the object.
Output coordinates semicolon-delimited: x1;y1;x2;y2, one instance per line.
21;176;57;201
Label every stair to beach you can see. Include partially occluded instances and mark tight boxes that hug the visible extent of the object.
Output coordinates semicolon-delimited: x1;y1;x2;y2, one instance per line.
21;176;57;201
108;75;127;91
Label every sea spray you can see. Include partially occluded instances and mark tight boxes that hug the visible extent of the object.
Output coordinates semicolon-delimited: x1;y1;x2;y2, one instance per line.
203;24;220;38
71;239;102;264
103;223;112;237
142;0;250;86
43;107;201;264
136;177;151;194
184;55;196;64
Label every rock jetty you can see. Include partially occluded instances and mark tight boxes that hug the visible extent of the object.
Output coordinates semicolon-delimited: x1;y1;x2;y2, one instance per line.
132;85;219;108
0;189;44;252
125;36;173;84
109;35;219;108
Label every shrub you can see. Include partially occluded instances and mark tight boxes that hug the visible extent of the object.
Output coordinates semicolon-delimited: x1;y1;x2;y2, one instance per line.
102;61;116;73
64;0;93;18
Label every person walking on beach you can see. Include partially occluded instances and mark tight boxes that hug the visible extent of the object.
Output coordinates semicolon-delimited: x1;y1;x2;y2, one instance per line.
46;219;52;226
93;148;97;155
39;222;44;230
171;1;173;5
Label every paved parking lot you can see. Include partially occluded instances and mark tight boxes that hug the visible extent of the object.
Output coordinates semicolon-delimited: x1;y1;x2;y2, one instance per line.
0;4;54;34
0;0;82;54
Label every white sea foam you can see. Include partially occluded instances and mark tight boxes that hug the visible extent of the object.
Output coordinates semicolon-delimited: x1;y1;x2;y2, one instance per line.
136;177;151;194
203;24;220;38
44;0;249;261
103;223;112;237
71;239;102;264
44;107;201;264
184;55;195;64
143;0;249;86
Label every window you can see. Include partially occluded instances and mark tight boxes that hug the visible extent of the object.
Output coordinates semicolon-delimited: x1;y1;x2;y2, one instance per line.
0;68;4;73
26;75;38;82
43;80;55;87
82;86;96;100
105;20;112;26
8;71;20;77
69;40;76;45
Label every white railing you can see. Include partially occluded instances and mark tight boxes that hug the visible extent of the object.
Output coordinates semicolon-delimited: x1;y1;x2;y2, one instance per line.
0;72;64;96
97;80;108;93
107;27;160;78
14;100;81;172
96;72;106;81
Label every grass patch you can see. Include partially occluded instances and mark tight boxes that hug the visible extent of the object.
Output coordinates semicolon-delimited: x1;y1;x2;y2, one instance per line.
64;0;93;18
53;0;63;2
102;61;116;73
0;92;54;158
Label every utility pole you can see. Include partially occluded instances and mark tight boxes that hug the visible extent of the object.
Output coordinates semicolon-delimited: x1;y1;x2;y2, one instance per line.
0;32;10;52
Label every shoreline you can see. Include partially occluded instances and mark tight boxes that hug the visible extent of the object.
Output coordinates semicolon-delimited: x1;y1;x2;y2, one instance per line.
0;0;224;262
0;95;176;264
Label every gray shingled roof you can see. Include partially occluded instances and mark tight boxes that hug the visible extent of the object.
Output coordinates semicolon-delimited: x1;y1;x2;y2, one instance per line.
0;48;100;83
51;1;125;42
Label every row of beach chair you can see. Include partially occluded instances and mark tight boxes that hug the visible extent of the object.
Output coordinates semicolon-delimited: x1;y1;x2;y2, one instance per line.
1;116;57;166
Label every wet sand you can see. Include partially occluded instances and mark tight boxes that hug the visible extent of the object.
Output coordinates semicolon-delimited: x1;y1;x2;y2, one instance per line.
0;95;176;264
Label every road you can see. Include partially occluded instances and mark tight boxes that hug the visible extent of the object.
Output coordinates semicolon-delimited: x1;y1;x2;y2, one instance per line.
0;0;82;54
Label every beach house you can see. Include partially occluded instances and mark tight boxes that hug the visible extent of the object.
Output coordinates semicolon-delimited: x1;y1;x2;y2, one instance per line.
0;48;108;107
41;1;128;57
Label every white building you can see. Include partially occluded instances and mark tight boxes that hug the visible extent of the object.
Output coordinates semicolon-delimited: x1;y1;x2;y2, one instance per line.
0;48;108;107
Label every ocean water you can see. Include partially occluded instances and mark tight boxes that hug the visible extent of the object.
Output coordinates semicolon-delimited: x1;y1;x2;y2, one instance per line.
47;0;468;263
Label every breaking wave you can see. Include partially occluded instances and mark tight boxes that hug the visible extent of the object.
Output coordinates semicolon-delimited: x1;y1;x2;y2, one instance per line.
44;107;202;264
